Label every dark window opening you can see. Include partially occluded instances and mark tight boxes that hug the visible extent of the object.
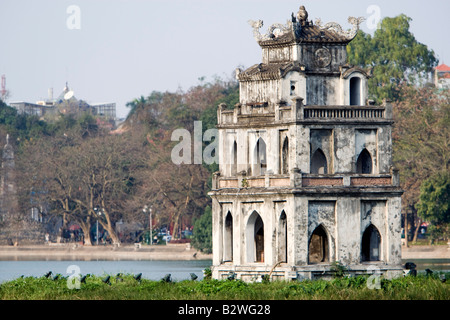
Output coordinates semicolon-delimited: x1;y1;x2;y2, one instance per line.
246;211;265;263
255;138;267;176
255;215;264;262
281;137;289;174
356;148;372;174
350;77;361;106
361;224;381;261
311;148;328;174
308;225;329;264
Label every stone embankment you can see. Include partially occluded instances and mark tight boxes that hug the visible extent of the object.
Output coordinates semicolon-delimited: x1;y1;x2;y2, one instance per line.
401;244;450;260
0;243;212;261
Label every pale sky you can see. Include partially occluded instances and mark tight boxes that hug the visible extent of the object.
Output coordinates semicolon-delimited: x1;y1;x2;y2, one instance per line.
1;0;448;118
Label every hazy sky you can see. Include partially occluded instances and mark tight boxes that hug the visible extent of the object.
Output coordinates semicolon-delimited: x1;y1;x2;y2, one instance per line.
1;0;448;118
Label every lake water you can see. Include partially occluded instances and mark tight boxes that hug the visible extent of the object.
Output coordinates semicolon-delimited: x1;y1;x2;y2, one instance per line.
0;259;212;283
0;259;448;283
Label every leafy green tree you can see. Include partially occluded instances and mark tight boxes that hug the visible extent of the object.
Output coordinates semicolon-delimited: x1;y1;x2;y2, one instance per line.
192;206;212;253
347;14;438;102
415;173;449;241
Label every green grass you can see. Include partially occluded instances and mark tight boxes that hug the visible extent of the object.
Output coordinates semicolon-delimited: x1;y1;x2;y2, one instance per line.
0;273;449;300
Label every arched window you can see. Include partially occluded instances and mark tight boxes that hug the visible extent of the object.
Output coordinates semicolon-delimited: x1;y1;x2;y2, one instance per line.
356;148;372;174
254;138;267;176
350;77;361;106
278;211;287;263
281;137;289;174
224;211;233;262
231;141;237;176
308;225;329;264
361;224;381;261
311;148;328;174
246;211;264;263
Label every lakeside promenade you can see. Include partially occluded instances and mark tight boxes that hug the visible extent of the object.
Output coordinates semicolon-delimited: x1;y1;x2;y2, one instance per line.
0;243;212;261
0;243;448;261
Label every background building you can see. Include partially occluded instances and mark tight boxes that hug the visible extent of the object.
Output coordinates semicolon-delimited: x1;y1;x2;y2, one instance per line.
434;63;450;89
9;83;117;122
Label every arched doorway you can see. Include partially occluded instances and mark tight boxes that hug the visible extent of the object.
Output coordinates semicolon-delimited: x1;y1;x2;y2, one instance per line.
246;211;264;263
356;148;373;174
224;211;233;262
254;138;267;176
308;225;329;264
361;224;381;261
231;141;237;176
278;211;287;263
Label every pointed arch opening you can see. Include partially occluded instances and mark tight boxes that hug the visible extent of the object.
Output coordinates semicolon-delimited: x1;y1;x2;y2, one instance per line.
356;148;373;174
278;211;287;263
254;138;267;176
246;211;264;263
311;148;328;174
231;140;237;176
308;225;329;264
224;211;233;262
350;77;361;106
281;137;289;174
361;224;381;262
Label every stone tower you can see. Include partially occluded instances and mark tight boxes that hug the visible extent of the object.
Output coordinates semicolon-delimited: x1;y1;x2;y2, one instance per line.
209;6;403;281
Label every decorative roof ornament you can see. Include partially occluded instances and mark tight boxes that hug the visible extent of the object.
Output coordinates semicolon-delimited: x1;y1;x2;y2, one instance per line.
296;5;308;26
314;16;365;40
248;19;296;42
248;5;364;44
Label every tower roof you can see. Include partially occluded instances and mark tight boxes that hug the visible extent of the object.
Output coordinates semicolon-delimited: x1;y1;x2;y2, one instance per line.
249;6;364;47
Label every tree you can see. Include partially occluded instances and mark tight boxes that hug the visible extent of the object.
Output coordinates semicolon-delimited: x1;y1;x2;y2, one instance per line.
416;173;450;242
347;15;438;102
393;86;449;206
124;77;238;238
191;205;212;253
392;85;450;242
16;120;149;245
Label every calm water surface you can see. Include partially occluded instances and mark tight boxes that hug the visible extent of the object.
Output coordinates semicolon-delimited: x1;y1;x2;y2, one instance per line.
0;258;448;283
0;259;212;283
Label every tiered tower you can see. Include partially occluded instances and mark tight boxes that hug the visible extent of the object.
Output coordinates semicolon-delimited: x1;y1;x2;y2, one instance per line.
209;5;403;281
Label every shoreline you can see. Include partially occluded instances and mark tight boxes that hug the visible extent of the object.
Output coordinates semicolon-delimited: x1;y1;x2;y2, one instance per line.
0;244;448;261
0;243;212;261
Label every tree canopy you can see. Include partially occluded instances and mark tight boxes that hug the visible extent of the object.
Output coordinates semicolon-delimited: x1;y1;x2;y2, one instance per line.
416;173;450;241
347;14;438;102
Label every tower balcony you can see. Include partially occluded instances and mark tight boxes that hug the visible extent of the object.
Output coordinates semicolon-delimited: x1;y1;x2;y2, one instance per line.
211;169;400;191
217;98;393;127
